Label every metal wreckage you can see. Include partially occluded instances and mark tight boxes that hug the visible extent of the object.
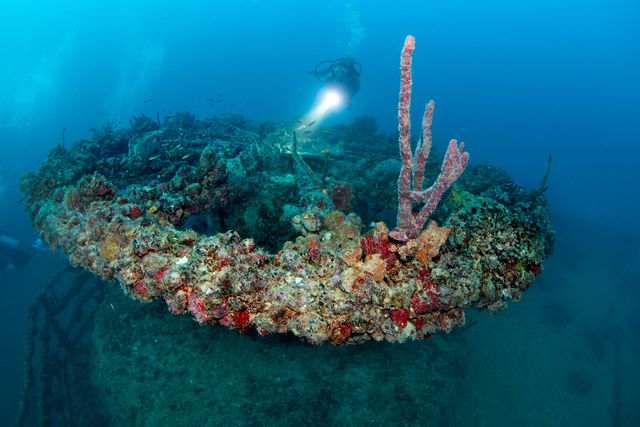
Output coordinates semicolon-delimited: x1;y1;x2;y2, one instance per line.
21;36;553;345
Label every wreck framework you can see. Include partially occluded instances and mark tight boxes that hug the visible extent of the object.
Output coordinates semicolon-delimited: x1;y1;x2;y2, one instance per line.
21;36;553;344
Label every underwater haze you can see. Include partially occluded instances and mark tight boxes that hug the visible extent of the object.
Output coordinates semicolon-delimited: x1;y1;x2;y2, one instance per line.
1;0;639;426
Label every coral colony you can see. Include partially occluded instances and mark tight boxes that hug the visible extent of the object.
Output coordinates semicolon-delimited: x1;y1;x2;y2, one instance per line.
21;36;553;345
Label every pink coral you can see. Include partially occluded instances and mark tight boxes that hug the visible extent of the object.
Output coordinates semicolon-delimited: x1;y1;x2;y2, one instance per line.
360;234;396;269
391;308;410;329
188;294;209;324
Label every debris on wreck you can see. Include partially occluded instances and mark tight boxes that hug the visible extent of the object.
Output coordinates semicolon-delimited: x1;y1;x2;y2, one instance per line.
20;36;554;345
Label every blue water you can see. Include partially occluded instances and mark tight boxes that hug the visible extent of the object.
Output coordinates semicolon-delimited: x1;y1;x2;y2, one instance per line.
1;1;639;425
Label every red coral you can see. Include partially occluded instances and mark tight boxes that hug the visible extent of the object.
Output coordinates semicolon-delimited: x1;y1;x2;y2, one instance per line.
360;234;397;269
153;265;171;281
307;247;320;261
328;321;353;345
418;269;433;289
528;263;542;275
425;294;448;311
133;280;151;300
305;235;321;262
360;234;379;256
411;293;430;315
233;310;251;333
339;322;353;337
252;252;267;265
188;294;209;324
129;206;143;219
413;317;425;329
391;308;410;329
241;239;256;253
217;255;231;270
221;310;251;333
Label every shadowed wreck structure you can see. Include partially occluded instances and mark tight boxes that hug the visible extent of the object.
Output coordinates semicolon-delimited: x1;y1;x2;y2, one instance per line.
20;36;553;346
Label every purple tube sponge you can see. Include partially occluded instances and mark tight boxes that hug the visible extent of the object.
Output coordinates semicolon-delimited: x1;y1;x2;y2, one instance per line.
391;35;469;242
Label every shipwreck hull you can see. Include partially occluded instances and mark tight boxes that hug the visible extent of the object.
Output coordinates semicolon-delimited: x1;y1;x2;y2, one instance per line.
20;111;553;345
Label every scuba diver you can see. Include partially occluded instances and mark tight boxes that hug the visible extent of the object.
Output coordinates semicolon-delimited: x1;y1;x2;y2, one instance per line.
0;230;34;276
310;57;362;104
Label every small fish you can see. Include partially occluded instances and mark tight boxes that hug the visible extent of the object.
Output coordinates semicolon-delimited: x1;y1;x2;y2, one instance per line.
322;128;333;132
320;149;332;154
303;130;313;134
164;115;176;119
181;154;192;160
307;120;317;126
149;155;161;161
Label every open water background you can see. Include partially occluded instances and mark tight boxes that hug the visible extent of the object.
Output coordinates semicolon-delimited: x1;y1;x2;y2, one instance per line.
1;1;638;425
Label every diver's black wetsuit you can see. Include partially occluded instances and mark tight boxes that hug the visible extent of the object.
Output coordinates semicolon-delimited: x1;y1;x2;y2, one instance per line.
312;57;362;100
0;230;32;275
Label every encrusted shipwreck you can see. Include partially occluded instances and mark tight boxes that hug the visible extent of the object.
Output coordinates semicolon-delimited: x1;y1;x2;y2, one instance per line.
21;36;553;345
